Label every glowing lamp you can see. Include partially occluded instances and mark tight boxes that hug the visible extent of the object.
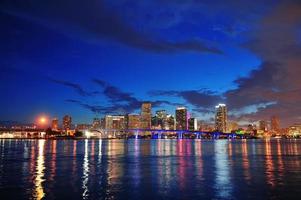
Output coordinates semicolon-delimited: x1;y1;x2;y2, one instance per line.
37;115;48;127
39;117;46;124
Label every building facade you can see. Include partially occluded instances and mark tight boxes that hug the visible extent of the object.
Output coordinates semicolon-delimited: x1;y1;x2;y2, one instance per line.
176;107;188;130
105;115;125;130
126;114;140;129
140;102;152;129
152;110;167;129
63;115;72;131
188;118;198;131
215;104;227;132
165;115;175;130
51;118;59;131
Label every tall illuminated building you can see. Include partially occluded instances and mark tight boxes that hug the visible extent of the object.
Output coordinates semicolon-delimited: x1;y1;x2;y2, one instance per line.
140;102;152;129
188;118;197;131
113;116;125;130
105;115;113;129
156;110;167;119
153;110;167;129
215;104;227;132
105;115;125;130
63;115;72;131
271;116;280;133
51;118;59;131
126;114;140;129
176;107;188;130
166;115;175;130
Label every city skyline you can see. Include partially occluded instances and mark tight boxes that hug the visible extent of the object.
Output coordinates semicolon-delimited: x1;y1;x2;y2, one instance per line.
1;101;288;132
2;1;301;200
1;0;301;127
0;98;298;131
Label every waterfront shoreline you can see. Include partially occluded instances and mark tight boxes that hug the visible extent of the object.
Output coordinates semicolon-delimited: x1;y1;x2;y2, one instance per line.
0;137;297;140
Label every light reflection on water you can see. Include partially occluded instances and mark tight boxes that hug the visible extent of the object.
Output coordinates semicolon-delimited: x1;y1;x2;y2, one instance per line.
82;139;89;199
33;140;45;200
214;140;231;199
1;139;301;199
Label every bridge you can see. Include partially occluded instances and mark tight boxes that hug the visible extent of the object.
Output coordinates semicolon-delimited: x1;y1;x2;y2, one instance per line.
86;129;237;139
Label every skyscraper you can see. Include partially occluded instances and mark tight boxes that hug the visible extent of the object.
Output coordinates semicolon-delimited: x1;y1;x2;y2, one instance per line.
271;116;280;134
51;118;59;131
140;102;152;129
176;107;188;130
63;115;72;131
215;104;227;132
188;117;198;131
165;115;175;130
105;115;125;130
126;114;140;129
155;110;167;129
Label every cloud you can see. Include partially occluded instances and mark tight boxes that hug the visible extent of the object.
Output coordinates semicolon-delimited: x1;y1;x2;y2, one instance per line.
0;0;222;54
150;89;223;108
93;79;137;104
60;79;178;115
49;78;98;97
132;1;301;126
150;89;224;122
93;79;177;113
49;78;177;114
65;99;112;114
224;1;301;126
229;102;277;118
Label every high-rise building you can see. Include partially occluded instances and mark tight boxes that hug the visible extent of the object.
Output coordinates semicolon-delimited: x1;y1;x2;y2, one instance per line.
105;115;125;130
153;110;167;129
176;107;188;130
105;115;113;129
188;118;198;131
92;118;101;129
259;120;268;131
165;115;175;130
215;104;227;132
271;116;280;133
113;116;125;130
63;115;72;131
140;102;152;129
51;118;59;131
151;116;159;128
156;110;167;119
126;114;140;129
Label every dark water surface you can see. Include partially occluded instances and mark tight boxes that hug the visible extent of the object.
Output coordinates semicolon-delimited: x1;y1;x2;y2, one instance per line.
1;139;301;200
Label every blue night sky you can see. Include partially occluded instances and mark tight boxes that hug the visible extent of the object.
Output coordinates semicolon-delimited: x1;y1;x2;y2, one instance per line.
1;0;301;126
